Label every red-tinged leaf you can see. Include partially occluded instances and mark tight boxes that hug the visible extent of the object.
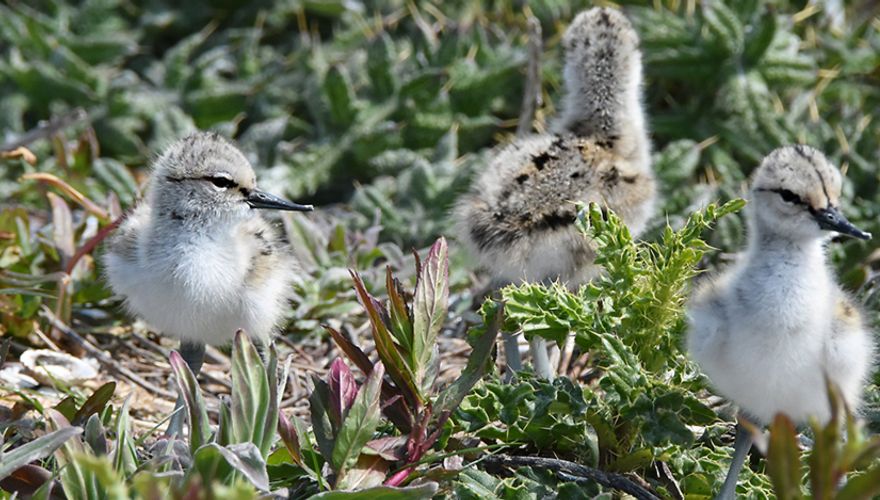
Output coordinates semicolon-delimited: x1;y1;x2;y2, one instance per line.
325;324;374;375
766;414;804;500
72;381;116;425
350;270;422;409
21;173;109;221
386;266;414;354
278;411;306;468
47;193;74;264
309;375;336;463
0;424;81;482
0;465;53;496
331;362;385;484
169;350;211;454
364;436;408;461
328;358;358;431
325;325;413;434
412;247;422;288
336;453;389;490
412;238;448;392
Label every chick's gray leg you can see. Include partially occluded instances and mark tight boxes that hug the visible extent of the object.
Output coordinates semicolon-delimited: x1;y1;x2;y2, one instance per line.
502;332;524;381
716;423;752;500
530;337;554;380
166;341;206;437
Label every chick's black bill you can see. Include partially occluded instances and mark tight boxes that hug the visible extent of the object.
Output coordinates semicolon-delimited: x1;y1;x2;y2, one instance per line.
812;207;871;240
246;189;314;212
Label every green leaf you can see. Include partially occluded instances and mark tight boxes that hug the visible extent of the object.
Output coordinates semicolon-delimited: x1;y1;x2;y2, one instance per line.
310;376;336;464
66;453;128;498
193;443;270;492
307;482;439;499
331;362;385;482
324;65;356;128
766;414;804;500
0;426;82;481
411;237;448;393
169;350;211;454
743;8;776;64
73;381;116;426
836;466;880;500
230;331;275;457
83;414;107;456
350;270;421;409
386;267;414;355
112;396;137;477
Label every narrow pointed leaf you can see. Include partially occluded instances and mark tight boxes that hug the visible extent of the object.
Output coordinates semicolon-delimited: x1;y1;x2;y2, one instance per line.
310;376;336;463
325;325;413;433
217;396;233;446
230;331;272;456
169;350;211;454
279;411;306;468
112;396;137;477
766;414;804;500
331;362;385;482
412;238;448;391
434;300;502;419
386;267;414;353
350;270;421;408
0;426;82;480
329;358;358;431
73;381;116;426
83;415;107;456
193;443;270;492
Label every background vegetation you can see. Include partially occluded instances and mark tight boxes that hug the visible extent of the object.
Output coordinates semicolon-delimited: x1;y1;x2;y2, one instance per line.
1;0;880;498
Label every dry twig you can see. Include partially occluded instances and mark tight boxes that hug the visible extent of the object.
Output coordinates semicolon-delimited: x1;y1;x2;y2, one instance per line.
516;15;543;138
40;307;176;399
482;454;660;500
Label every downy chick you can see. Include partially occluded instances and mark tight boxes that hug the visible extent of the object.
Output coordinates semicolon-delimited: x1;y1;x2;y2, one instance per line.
455;7;656;376
104;132;313;373
687;145;874;499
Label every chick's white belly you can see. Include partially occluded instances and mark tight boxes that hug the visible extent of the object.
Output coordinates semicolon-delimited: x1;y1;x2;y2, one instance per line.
703;326;830;424
123;272;250;345
107;249;277;346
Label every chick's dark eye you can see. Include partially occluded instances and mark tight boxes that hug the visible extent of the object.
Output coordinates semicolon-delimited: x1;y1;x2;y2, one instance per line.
207;176;237;189
777;189;801;204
